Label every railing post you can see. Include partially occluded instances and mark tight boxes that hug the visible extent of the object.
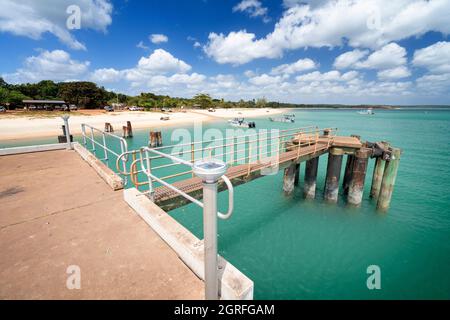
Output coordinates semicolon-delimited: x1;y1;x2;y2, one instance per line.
102;133;108;162
247;144;252;176
61;115;72;150
192;160;228;300
90;127;96;152
81;124;87;148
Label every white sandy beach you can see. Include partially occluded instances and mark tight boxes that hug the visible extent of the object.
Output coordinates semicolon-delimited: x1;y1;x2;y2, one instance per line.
0;108;286;142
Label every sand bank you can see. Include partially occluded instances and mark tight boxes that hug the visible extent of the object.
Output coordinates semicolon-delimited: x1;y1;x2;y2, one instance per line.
0;108;286;142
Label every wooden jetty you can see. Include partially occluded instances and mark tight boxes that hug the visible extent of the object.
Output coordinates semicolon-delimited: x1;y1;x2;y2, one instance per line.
121;127;401;212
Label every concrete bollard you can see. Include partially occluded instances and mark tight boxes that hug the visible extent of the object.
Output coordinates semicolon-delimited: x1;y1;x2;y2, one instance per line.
377;148;401;211
283;163;297;195
324;148;344;202
303;157;319;199
347;148;371;206
342;155;355;195
370;157;386;199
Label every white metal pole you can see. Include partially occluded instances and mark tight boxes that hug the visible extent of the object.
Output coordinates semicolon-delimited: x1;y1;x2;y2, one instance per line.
202;180;219;300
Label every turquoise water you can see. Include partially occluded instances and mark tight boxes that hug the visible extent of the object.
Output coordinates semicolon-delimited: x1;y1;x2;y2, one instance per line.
3;109;450;299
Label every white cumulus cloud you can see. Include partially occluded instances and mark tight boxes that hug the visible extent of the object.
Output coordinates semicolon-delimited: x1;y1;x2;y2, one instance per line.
3;49;89;83
90;68;121;83
413;41;450;74
377;66;411;80
334;50;369;69
205;0;450;65
271;58;317;75
0;0;113;50
150;34;168;44
233;0;270;23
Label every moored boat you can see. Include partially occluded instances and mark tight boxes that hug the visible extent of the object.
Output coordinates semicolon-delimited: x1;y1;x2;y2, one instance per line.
228;118;256;128
269;114;296;123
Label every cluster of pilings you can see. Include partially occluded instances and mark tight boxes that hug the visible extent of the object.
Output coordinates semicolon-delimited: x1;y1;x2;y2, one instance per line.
283;139;401;211
104;122;114;133
149;131;163;148
122;121;133;138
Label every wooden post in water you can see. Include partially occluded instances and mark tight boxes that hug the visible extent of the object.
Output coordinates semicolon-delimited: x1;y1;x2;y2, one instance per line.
347;148;371;206
342;155;355;195
149;131;163;148
127;121;133;138
304;157;319;199
283;162;297;195
324;148;344;202
157;131;163;146
377;148;401;211
104;122;114;133
370;157;386;198
122;126;129;138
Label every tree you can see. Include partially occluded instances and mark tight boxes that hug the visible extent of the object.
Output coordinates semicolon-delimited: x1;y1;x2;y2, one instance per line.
193;93;213;109
36;80;58;99
0;87;9;104
256;97;267;108
0;77;9;89
59;82;108;109
7;90;29;109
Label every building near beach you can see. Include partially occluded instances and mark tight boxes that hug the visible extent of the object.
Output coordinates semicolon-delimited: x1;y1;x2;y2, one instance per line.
22;100;68;111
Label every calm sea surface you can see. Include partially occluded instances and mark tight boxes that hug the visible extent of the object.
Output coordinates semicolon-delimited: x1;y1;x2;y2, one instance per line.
3;108;450;299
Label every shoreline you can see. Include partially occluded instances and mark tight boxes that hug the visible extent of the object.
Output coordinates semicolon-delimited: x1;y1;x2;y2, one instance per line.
0;108;287;143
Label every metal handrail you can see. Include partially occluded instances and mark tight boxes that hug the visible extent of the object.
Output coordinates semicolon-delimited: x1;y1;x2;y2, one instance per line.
81;123;129;181
136;147;234;220
115;127;338;190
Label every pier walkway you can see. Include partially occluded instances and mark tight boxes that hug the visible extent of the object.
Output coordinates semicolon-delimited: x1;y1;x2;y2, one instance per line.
0;150;203;299
126;132;363;211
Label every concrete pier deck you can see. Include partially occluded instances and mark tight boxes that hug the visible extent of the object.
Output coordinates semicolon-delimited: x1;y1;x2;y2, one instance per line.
0;150;203;299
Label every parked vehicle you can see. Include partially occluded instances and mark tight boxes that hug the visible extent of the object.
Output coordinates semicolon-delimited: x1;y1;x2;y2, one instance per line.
69;105;78;111
129;106;144;111
208;108;216;112
0;106;6;113
104;106;114;112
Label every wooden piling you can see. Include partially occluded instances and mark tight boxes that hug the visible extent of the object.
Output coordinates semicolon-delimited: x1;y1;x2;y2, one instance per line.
304;157;319;199
283;162;297;195
149;131;163;148
370;157;386;198
126;121;133;138
342;155;355;195
104;122;114;133
122;126;129;138
324;148;344;202
377;148;401;211
294;163;300;186
347;148;371;206
157;131;163;146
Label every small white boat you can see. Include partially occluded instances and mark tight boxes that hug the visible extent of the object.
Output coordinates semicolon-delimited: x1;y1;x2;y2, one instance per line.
228;118;256;128
358;108;375;115
269;114;296;123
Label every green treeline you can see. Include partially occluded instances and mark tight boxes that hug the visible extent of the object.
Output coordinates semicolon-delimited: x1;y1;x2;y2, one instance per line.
0;77;386;110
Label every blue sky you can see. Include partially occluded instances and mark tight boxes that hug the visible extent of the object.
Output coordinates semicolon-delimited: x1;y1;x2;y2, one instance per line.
0;0;449;105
